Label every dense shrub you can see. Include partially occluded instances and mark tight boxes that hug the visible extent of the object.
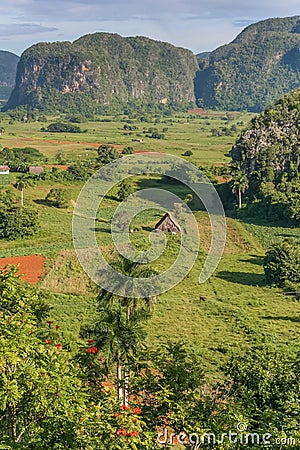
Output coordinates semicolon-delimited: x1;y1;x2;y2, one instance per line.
264;239;300;287
0;206;40;239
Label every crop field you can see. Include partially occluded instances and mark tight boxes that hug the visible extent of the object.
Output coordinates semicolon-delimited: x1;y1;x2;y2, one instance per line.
0;109;299;381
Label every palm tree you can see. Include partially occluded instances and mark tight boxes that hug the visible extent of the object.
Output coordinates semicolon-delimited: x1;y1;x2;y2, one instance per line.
15;177;32;207
92;304;147;405
231;163;249;209
93;257;158;405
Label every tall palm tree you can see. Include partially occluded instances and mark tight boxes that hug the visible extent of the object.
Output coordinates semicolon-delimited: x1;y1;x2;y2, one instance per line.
94;256;158;405
231;163;249;209
15;177;32;207
92;304;147;405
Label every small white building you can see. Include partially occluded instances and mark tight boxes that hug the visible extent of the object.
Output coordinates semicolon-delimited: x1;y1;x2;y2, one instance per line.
0;166;10;175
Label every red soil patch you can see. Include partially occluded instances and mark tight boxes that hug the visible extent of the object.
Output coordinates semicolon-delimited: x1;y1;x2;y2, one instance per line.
0;255;45;284
45;164;69;170
215;175;232;184
188;108;239;117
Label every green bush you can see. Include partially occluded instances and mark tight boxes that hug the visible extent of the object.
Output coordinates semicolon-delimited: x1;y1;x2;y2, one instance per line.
0;206;40;240
43;122;82;133
263;239;300;287
45;188;69;208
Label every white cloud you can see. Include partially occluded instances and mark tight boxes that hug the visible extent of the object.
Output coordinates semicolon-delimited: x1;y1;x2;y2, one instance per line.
0;0;300;54
0;23;57;36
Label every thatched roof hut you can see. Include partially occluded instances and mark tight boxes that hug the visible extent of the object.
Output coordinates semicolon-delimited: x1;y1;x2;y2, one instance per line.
154;212;181;234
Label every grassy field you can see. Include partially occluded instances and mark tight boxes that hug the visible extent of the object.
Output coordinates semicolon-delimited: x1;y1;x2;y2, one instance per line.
0;109;299;381
0;110;252;165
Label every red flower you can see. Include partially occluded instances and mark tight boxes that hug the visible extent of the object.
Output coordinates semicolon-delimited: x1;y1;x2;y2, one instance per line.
87;339;94;344
132;407;142;415
55;343;62;350
116;428;127;436
129;431;139;437
45;339;52;345
114;412;121;417
55;325;60;330
87;346;99;354
121;404;130;411
47;321;53;325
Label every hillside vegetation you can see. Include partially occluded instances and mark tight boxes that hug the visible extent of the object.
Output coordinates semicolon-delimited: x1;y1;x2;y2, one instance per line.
4;33;198;114
231;87;300;225
0;50;19;105
195;15;300;111
0;50;19;87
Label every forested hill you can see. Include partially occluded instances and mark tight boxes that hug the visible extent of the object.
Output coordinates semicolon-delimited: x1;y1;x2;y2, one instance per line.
195;16;300;112
3;33;199;114
0;51;19;86
230;88;300;224
0;51;19;103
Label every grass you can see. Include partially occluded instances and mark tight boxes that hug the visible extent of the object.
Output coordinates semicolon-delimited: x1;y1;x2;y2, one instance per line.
0;111;253;166
241;219;300;249
0;110;299;380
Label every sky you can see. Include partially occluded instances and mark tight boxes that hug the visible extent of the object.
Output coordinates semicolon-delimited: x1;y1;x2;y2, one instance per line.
0;0;300;56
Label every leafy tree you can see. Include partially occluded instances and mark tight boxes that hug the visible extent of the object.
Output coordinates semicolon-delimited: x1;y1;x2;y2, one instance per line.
117;180;134;201
45;188;69;208
66;162;94;181
0;205;40;240
263;239;300;287
225;345;300;440
44;122;82;133
130;343;210;444
122;146;134;155
0;146;46;172
182;150;193;156
97;144;120;165
0;267;85;448
184;193;193;206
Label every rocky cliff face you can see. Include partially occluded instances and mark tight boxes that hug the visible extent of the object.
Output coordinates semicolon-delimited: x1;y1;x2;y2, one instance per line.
195;16;300;112
4;33;199;112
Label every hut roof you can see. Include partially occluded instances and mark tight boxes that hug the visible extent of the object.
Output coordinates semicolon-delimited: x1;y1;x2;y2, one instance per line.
29;166;44;174
154;212;181;233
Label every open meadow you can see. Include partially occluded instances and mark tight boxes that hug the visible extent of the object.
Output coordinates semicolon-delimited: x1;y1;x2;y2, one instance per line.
0;108;299;382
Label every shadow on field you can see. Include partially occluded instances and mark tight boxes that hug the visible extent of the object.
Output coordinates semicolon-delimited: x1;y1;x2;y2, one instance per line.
262;316;300;323
238;255;264;266
217;271;265;286
93;227;111;233
34;199;50;207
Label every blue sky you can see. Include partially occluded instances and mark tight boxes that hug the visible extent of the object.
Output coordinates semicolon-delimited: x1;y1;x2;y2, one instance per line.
1;0;300;55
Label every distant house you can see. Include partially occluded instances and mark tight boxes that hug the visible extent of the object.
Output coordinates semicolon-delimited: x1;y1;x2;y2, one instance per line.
29;166;44;175
0;166;10;175
154;212;182;234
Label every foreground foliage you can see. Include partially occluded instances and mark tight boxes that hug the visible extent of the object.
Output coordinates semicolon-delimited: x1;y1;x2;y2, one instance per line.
0;268;299;449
